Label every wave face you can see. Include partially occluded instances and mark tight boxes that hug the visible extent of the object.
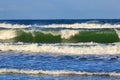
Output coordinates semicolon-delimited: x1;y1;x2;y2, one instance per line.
0;29;119;43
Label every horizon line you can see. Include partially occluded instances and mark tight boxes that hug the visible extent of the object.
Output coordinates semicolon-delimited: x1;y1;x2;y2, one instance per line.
0;19;120;20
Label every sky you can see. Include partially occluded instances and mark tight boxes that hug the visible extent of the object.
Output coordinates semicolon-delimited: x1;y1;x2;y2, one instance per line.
0;0;120;19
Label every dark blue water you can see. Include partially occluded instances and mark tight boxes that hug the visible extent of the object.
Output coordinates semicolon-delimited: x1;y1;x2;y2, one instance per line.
0;19;120;25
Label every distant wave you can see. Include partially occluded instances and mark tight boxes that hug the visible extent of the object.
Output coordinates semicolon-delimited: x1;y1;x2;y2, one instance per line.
41;23;120;29
0;68;120;77
0;42;120;55
0;23;29;29
1;23;120;29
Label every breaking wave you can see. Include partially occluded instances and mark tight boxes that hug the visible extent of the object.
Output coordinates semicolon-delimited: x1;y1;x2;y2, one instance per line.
0;29;119;43
1;23;120;29
0;23;29;29
0;68;120;77
0;42;120;55
41;23;120;29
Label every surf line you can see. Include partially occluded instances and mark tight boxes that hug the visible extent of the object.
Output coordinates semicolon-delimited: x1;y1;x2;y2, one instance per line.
0;68;120;77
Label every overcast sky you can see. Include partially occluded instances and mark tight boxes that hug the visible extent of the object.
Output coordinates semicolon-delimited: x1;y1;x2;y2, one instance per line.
0;0;120;19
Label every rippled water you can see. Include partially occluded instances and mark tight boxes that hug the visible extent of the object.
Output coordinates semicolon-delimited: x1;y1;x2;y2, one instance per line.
0;52;120;79
1;74;120;80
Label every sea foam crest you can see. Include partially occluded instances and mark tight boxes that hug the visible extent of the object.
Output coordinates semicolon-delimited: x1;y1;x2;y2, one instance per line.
0;43;120;55
114;29;120;39
41;23;120;29
61;30;79;39
0;23;29;28
1;23;120;29
0;68;120;76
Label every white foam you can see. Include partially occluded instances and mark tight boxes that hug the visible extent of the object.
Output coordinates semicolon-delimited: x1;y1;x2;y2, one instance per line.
1;23;120;29
61;30;79;39
0;68;119;76
0;23;29;28
40;30;60;36
41;23;120;29
0;30;16;40
0;42;120;55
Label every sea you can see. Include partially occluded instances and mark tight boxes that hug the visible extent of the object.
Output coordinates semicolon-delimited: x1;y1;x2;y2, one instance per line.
0;19;120;80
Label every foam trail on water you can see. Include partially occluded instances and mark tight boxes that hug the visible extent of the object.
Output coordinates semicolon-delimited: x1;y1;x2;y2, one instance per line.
0;42;120;55
0;68;120;77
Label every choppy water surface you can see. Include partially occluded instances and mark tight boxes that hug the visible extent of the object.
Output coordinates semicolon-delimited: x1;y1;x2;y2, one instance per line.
0;52;120;79
1;74;120;80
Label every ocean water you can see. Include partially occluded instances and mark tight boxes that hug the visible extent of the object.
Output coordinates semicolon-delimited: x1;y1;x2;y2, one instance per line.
0;19;120;80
